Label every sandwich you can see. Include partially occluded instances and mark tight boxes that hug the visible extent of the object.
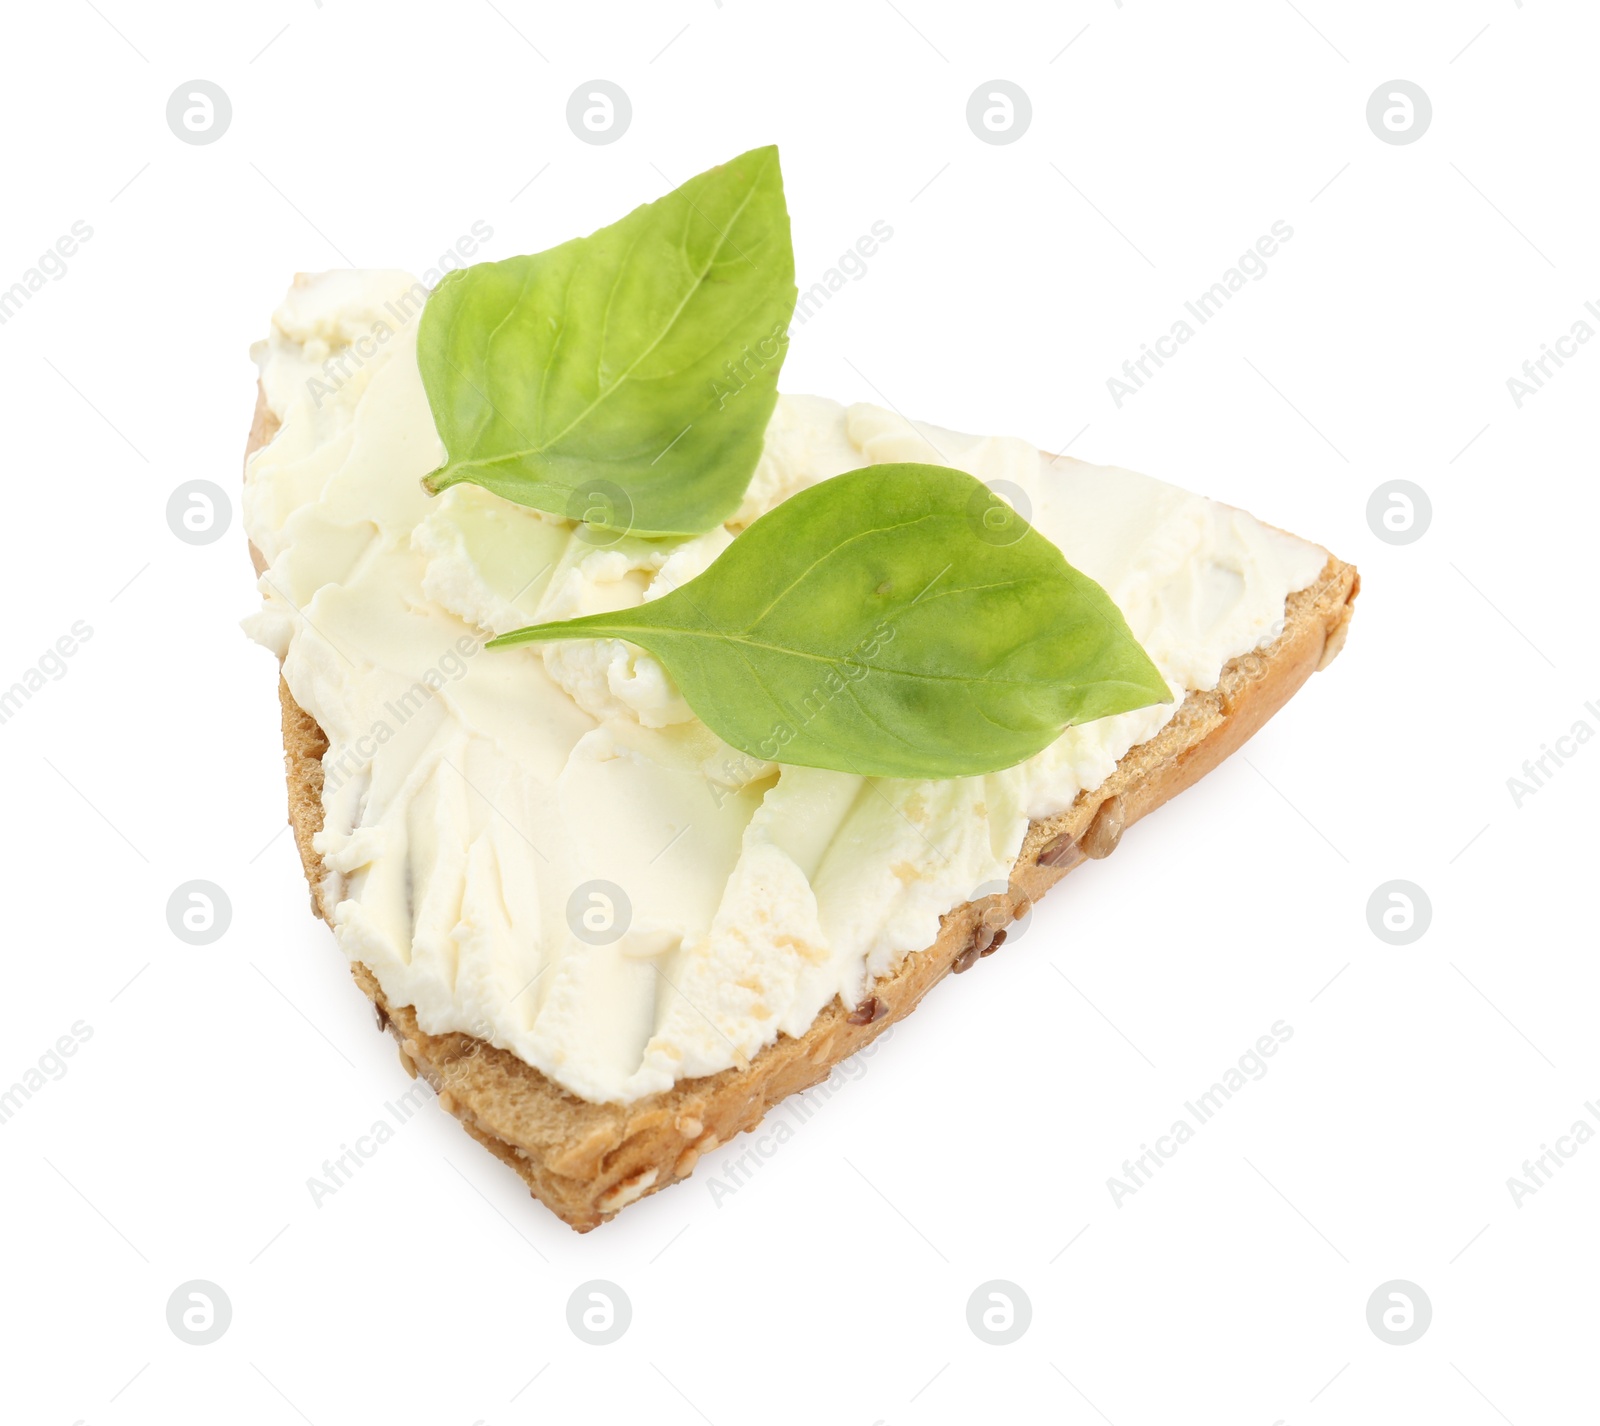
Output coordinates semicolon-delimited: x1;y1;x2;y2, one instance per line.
243;146;1357;1229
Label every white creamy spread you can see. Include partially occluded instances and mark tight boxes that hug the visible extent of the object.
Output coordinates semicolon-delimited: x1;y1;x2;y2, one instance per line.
243;270;1327;1104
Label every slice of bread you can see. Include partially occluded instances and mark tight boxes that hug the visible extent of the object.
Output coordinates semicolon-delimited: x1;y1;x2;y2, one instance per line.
248;388;1359;1230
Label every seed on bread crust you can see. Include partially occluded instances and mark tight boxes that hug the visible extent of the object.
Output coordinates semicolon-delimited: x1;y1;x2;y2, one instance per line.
954;924;999;973
1081;794;1126;859
978;901;1010;931
1037;831;1083;869
979;928;1007;958
846;996;887;1025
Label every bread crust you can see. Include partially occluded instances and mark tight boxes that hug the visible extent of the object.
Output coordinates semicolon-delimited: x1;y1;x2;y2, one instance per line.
248;390;1359;1230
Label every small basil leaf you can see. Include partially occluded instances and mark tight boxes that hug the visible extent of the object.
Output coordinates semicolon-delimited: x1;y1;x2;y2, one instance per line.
418;145;796;538
488;464;1172;779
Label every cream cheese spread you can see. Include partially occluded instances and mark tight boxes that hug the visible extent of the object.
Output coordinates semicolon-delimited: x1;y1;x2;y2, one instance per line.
244;270;1327;1104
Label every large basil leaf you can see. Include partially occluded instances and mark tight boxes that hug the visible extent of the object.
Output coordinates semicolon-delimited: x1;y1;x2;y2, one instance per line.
488;464;1172;778
418;145;795;537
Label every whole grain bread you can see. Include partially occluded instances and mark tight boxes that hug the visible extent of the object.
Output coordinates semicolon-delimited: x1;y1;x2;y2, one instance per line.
248;389;1358;1230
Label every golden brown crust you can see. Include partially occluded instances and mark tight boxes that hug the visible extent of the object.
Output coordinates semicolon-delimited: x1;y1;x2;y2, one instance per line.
249;386;1359;1230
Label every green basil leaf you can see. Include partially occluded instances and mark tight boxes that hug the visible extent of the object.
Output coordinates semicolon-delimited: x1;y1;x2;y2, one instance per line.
418;145;796;538
487;463;1172;778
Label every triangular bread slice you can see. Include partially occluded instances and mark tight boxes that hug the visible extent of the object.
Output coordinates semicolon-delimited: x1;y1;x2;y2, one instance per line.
247;387;1358;1231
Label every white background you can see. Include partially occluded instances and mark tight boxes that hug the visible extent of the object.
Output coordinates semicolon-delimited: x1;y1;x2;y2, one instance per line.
2;1;1595;1422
